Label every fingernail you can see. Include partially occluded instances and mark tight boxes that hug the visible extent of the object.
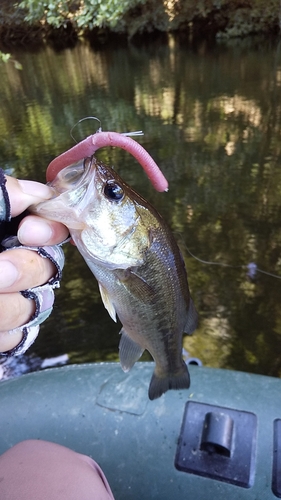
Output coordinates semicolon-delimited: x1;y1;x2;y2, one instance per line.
0;261;18;289
18;219;53;246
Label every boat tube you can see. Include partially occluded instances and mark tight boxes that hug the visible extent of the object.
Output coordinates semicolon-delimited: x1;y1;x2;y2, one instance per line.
0;362;280;499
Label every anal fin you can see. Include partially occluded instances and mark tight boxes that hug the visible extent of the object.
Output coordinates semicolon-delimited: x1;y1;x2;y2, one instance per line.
119;328;144;372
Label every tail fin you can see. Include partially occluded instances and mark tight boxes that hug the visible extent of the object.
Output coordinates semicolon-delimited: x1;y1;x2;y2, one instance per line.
148;363;190;400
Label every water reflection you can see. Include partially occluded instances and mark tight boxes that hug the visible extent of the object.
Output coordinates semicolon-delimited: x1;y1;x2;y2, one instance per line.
1;35;281;377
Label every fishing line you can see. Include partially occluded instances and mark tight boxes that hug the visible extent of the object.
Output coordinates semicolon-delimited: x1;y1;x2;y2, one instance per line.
254;268;281;279
70;116;102;143
70;116;144;144
184;245;281;280
184;246;241;269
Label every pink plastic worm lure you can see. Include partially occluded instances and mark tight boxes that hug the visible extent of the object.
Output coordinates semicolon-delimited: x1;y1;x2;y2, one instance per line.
46;131;169;192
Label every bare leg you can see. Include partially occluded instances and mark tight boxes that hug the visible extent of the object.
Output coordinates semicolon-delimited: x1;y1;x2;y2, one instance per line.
0;440;115;500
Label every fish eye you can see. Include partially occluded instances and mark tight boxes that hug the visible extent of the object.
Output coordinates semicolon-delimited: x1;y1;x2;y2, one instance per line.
104;181;124;201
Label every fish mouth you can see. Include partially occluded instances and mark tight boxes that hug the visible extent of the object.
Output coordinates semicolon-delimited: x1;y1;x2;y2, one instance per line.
49;156;94;193
30;157;97;229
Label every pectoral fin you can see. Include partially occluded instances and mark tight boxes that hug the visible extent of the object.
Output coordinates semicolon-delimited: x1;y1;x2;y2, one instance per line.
98;283;117;322
119;328;144;372
184;298;198;335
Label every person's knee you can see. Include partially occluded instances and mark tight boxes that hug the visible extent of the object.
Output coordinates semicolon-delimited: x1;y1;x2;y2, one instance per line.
0;440;115;500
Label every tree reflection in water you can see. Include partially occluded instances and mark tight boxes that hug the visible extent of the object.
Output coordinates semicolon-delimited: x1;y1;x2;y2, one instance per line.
0;35;281;377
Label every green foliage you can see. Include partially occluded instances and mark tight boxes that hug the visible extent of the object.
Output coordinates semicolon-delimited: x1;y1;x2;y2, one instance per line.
215;0;280;38
0;51;22;69
0;51;11;63
18;0;147;32
76;0;146;31
15;0;281;38
18;0;76;28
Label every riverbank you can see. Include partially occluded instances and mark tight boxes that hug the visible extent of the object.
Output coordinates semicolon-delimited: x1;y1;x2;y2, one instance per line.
0;0;280;48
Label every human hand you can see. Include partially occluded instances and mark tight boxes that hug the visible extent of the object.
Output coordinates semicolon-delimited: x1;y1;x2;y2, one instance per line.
0;175;69;353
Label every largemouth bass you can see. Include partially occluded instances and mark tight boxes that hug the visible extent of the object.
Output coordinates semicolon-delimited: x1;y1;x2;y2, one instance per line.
32;157;198;399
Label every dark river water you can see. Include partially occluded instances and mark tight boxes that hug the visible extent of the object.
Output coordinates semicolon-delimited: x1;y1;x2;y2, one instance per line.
1;34;281;377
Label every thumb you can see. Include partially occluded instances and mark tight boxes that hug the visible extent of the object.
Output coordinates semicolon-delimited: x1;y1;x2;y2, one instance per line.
5;176;54;218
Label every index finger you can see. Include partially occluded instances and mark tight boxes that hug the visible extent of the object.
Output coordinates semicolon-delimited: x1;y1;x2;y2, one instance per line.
5;176;54;218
